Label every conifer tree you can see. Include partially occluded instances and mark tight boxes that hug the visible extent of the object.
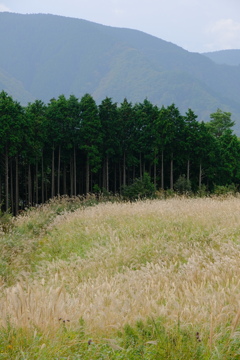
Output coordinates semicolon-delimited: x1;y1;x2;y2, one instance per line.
99;97;119;192
79;94;102;193
0;91;24;212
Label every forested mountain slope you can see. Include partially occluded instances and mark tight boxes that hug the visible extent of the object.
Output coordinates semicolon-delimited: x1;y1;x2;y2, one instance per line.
203;49;240;66
1;12;240;129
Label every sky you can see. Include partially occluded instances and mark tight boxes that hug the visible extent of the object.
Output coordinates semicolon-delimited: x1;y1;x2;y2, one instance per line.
0;0;240;53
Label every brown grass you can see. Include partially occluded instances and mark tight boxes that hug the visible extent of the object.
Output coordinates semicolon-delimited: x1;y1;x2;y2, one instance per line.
1;197;240;339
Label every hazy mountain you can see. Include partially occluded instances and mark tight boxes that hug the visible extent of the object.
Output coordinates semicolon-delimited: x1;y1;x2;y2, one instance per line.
1;12;240;131
203;50;240;66
0;67;35;104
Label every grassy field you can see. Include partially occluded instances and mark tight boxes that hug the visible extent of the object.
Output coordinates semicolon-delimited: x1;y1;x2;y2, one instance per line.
0;196;240;359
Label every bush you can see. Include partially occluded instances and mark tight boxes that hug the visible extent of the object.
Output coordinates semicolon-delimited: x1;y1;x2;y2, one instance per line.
0;211;13;233
122;173;155;200
164;189;175;198
174;175;191;194
213;184;238;196
197;184;208;197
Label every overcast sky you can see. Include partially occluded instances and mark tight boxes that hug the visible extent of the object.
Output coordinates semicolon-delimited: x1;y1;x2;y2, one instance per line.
0;0;240;53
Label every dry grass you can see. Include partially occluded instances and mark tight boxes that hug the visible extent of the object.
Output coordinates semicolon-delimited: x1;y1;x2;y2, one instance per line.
1;197;240;342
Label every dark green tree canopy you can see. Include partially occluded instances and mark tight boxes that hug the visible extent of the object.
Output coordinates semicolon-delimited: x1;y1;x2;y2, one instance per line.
79;93;102;172
0;91;240;213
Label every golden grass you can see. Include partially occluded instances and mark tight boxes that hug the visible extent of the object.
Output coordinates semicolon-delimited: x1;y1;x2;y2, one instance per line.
1;197;240;340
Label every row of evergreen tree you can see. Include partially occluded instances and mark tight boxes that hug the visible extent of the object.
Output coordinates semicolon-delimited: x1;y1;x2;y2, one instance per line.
0;90;239;214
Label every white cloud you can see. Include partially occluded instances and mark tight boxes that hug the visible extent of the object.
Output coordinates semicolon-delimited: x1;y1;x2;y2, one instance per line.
0;3;10;12
205;18;240;50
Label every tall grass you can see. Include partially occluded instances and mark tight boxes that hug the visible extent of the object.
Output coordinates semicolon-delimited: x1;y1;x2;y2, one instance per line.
0;196;240;358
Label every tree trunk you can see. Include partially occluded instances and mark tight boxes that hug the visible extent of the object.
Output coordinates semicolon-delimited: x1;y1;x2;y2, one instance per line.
10;159;14;213
139;153;142;180
106;155;109;192
86;154;90;194
5;148;9;212
57;145;61;196
199;162;202;189
132;165;135;183
45;178;48;203
79;168;84;195
28;163;32;206
119;162;122;194
114;163;117;193
187;159;190;182
41;154;44;204
0;174;2;208
123;151;126;187
24;166;27;207
154;152;157;190
51;146;55;198
15;156;19;215
74;146;77;196
90;171;93;193
35;160;39;205
63;162;67;195
70;156;73;197
127;167;131;185
102;159;106;190
170;155;173;190
161;150;164;189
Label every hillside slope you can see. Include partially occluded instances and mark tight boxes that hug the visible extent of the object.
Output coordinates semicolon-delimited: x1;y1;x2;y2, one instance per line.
0;12;240;128
203;49;240;66
1;197;240;358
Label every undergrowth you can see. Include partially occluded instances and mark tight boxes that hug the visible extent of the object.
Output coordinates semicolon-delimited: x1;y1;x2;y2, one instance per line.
0;318;239;359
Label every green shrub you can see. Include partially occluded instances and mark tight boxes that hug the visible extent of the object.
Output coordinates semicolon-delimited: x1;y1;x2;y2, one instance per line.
0;210;13;233
164;189;175;198
174;175;191;194
213;184;238;195
92;184;101;193
122;173;155;200
197;184;208;197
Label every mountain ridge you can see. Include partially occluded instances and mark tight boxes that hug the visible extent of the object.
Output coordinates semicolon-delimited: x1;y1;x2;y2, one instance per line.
0;12;240;131
203;49;240;66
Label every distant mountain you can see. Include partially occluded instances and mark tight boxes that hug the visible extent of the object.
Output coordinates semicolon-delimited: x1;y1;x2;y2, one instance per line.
0;67;35;104
203;50;240;66
1;12;240;132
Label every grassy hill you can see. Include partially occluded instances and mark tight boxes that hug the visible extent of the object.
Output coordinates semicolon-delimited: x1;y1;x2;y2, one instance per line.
1;12;240;130
0;196;240;358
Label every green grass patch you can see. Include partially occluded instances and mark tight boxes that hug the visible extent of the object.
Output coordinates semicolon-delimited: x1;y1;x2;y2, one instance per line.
0;318;239;359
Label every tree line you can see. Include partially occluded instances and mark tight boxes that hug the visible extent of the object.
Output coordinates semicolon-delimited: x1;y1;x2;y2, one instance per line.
0;90;239;214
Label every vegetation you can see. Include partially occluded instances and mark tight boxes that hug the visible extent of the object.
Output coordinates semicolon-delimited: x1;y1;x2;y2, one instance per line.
0;196;240;358
1;12;240;359
1;12;240;126
1;91;240;215
122;173;156;200
203;49;240;66
174;174;192;194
